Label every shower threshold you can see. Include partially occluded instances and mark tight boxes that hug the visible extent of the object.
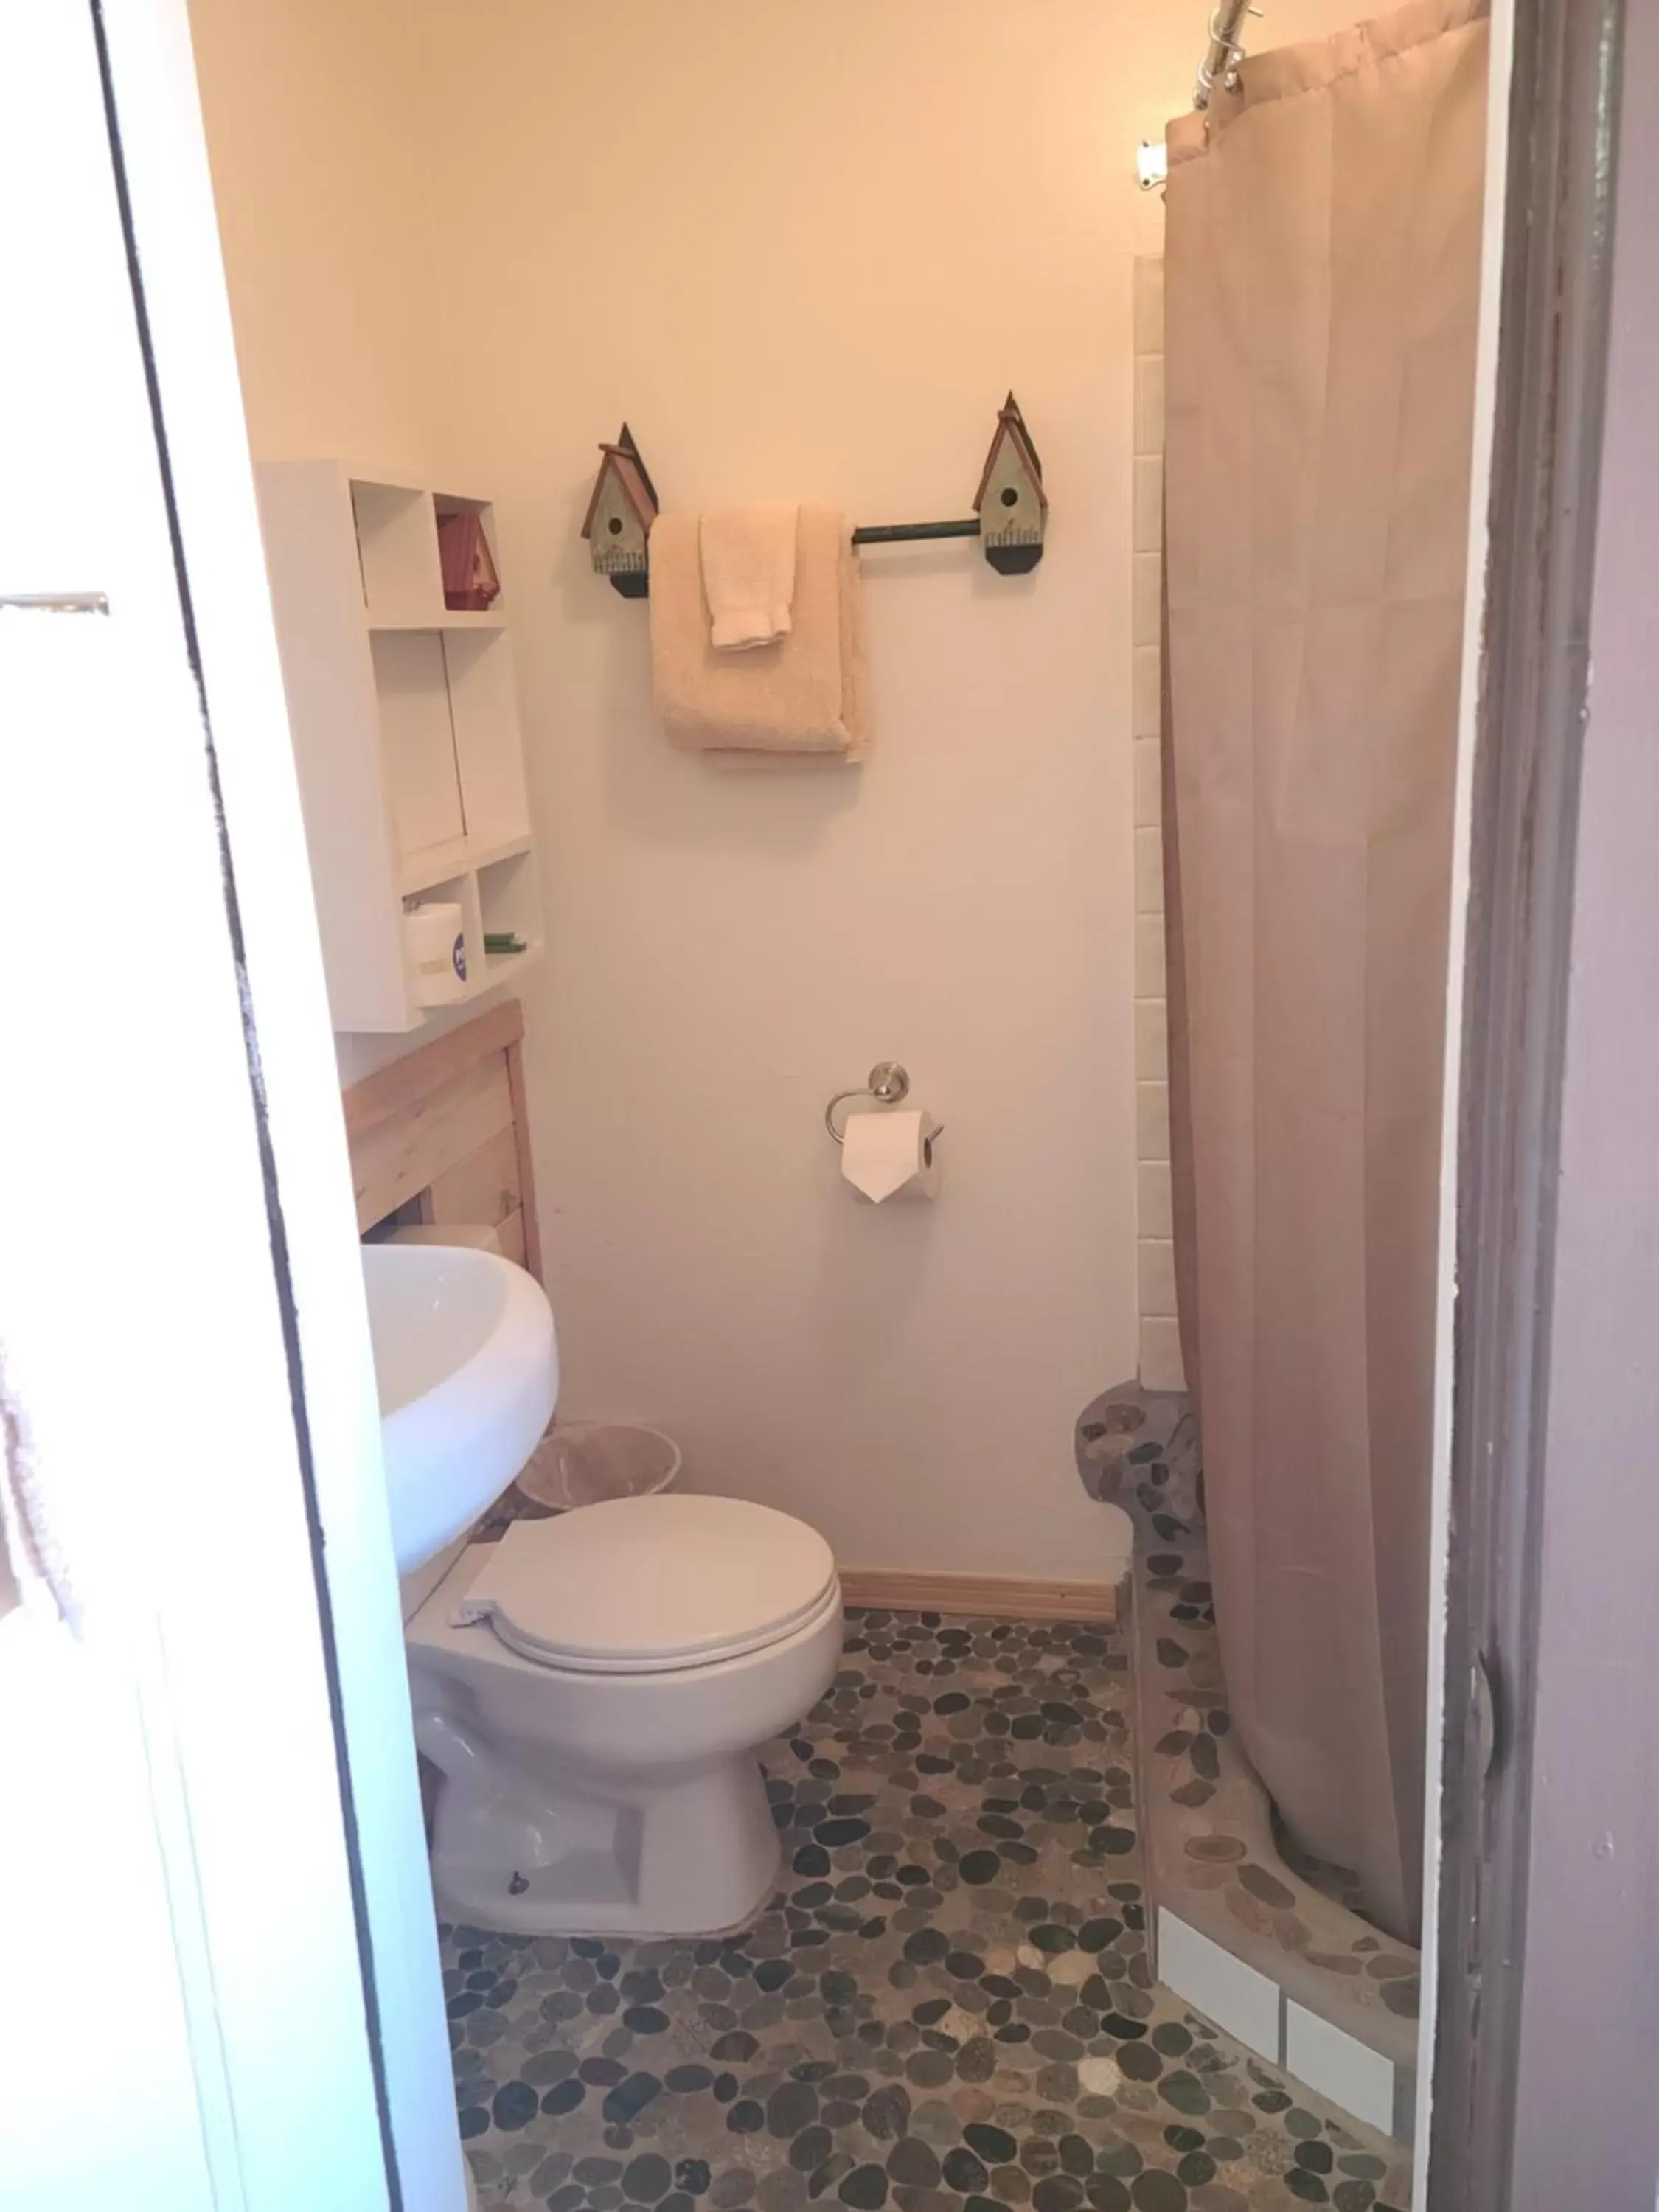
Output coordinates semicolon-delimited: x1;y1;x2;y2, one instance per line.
1075;1386;1420;2147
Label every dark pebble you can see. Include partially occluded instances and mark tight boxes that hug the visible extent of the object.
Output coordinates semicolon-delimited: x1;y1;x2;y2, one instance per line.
839;2166;890;2210
1237;1863;1297;1911
625;2156;674;2202
959;1851;1002;1885
667;2066;714;2093
1031;1925;1075;1954
678;2163;713;2197
1128;2178;1184;2212
1158;2072;1208;2118
887;2139;942;2189
727;2101;765;2134
456;2105;488;2140
768;2083;819;2137
542;2079;585;2115
792;2126;835;2173
712;2032;759;2062
491;2080;538;2132
863;2085;911;2140
625;2007;671;2035
943;2150;989;2194
604;2076;664;2126
965;2127;1018;2166
817;1818;872;1846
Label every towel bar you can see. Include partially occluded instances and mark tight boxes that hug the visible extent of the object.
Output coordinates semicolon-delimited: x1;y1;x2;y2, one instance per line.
582;397;1047;597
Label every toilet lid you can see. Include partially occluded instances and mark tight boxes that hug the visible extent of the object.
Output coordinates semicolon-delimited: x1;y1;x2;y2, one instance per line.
453;1493;839;1674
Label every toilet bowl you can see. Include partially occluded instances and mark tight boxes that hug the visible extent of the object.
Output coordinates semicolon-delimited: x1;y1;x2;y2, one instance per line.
406;1492;844;1936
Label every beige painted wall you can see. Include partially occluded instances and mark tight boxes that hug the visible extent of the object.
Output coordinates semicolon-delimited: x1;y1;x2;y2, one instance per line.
190;0;1360;1576
188;0;452;478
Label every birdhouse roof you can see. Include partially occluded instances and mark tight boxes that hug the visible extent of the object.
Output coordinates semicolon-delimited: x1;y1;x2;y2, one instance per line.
973;394;1048;515
580;426;660;539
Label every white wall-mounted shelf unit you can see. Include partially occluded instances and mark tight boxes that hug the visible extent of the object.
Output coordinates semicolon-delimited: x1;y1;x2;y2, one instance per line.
256;461;543;1033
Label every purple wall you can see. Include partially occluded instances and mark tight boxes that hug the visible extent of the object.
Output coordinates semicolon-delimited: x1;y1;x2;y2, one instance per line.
1510;1;1659;2199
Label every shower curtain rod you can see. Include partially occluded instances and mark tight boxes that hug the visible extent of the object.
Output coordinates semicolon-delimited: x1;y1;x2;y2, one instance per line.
1194;0;1260;105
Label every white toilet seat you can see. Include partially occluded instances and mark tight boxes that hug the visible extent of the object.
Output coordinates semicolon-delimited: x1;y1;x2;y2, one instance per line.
452;1491;839;1675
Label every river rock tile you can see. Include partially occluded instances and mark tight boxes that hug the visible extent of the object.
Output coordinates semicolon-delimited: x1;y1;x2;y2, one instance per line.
438;1611;1410;2212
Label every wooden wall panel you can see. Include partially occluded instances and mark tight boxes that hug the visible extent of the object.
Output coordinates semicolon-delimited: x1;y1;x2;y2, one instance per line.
351;1056;512;1231
425;1123;520;1231
342;1002;543;1278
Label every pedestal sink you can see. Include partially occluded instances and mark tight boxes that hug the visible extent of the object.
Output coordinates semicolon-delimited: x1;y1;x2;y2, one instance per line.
362;1242;559;1573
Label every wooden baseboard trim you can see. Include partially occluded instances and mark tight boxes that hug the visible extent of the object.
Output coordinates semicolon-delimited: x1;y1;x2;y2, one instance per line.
838;1571;1120;1626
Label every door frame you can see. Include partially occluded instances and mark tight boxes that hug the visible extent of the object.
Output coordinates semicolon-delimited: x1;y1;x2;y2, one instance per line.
0;6;469;2207
1428;0;1658;2202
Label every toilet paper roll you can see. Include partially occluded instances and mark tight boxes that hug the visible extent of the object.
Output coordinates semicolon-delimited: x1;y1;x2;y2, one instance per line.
840;1107;942;1204
405;901;467;1006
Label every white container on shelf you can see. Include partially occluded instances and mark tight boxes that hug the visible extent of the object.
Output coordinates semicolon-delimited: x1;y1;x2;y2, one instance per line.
403;901;467;1006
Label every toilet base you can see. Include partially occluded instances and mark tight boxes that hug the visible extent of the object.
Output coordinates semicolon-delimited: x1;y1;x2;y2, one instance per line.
426;1748;784;1938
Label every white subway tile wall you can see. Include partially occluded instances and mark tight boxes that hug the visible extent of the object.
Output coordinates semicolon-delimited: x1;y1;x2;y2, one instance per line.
1133;254;1183;1392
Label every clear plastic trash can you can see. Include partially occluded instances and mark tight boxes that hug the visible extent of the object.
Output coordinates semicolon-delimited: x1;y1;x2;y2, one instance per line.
518;1421;681;1512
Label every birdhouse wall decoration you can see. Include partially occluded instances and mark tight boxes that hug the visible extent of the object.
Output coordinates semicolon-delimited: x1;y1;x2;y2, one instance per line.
581;424;659;597
580;397;1048;593
973;394;1047;574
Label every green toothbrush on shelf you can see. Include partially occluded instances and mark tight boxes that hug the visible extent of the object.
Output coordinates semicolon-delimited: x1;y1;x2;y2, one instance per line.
484;932;528;956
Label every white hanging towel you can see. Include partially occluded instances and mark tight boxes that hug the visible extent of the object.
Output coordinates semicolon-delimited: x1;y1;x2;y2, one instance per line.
699;504;799;650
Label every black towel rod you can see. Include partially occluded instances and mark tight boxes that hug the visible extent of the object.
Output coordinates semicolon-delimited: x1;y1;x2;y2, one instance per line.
581;397;1048;595
850;517;982;546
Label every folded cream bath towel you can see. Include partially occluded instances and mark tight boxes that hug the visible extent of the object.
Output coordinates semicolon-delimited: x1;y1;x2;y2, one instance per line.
700;504;797;650
651;507;868;761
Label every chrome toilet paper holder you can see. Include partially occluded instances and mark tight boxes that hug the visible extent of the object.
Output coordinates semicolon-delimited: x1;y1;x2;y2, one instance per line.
824;1062;944;1152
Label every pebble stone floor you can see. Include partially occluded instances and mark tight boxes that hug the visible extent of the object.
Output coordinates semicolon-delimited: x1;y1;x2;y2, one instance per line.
439;1610;1409;2212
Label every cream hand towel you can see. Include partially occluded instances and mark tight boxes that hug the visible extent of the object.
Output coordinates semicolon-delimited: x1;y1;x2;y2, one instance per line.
700;504;798;650
652;507;868;760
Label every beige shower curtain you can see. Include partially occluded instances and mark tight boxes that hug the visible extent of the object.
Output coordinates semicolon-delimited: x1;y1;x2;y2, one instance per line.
1162;0;1488;1943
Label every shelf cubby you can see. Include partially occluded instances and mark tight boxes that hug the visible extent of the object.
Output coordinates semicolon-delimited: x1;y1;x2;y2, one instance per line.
257;459;543;1033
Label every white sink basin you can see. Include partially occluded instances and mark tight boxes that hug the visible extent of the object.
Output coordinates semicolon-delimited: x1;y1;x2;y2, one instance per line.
362;1242;559;1573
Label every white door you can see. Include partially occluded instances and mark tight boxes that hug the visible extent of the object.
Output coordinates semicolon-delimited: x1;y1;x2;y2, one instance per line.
0;8;463;2208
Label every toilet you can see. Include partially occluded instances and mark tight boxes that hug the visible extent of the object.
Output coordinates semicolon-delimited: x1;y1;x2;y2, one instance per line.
406;1491;844;1937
